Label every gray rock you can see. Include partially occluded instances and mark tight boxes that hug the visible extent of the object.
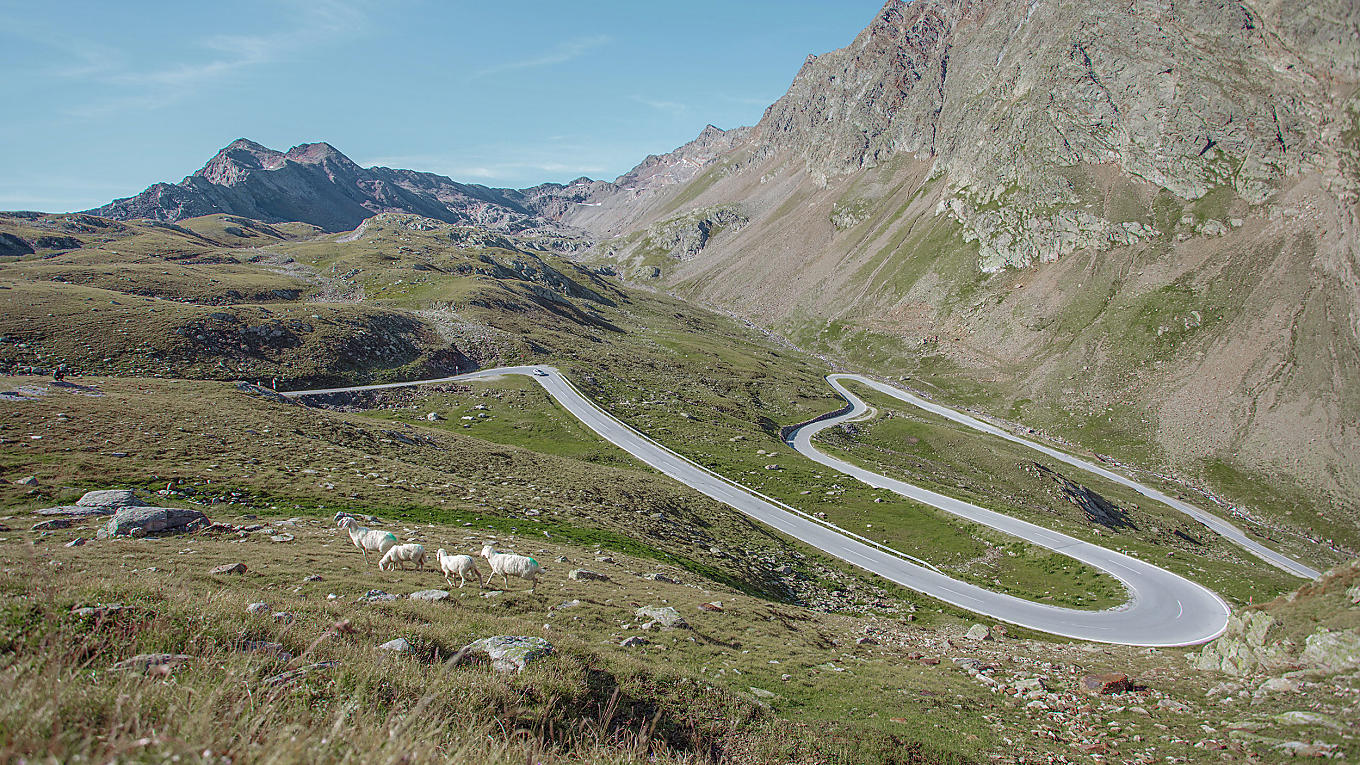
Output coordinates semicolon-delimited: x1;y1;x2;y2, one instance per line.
263;661;338;687
36;505;115;518
642;573;677;583
569;569;609;581
65;537;87;547
31;518;73;531
620;636;649;647
271;612;294;624
15;475;37;486
111;653;193;673
408;589;450;602
270;533;294;543
238;640;292;662
634;606;687;629
1300;627;1360;672
209;562;247;575
357;589;398;602
246;602;269;615
379;638;415;653
303;574;323;582
97;506;209;538
455;635;554;674
964;624;992;641
750;687;777;699
77;489;145;509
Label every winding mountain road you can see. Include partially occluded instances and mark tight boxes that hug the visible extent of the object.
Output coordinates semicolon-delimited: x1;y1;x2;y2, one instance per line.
281;366;1314;646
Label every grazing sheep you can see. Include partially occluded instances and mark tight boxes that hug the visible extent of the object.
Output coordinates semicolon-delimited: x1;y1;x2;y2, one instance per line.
436;549;483;589
338;517;397;565
378;543;427;571
480;545;542;592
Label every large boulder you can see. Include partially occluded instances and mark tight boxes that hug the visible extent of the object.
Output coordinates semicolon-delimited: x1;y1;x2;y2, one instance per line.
455;635;554;674
78;489;146;509
97;506;210;538
39;489;149;518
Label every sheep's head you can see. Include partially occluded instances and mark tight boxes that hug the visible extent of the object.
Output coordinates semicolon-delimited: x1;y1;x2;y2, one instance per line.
435;548;447;559
338;517;355;530
480;545;496;559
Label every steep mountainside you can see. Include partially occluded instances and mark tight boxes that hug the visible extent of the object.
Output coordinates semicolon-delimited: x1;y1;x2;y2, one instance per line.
587;0;1360;551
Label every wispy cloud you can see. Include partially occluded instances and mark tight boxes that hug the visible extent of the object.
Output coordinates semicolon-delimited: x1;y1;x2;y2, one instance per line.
632;95;689;115
470;35;611;79
15;0;367;118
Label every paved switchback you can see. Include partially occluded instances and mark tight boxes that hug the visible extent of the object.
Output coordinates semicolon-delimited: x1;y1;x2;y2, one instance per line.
278;366;1311;646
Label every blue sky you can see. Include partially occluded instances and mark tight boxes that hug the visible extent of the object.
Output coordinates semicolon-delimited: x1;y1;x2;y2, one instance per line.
0;0;884;212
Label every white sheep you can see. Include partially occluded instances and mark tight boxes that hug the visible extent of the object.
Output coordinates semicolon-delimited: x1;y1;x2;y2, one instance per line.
338;517;397;565
436;549;483;589
378;543;427;571
480;545;542;591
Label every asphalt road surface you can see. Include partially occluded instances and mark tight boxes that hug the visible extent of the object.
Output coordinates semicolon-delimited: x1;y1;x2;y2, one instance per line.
280;366;1309;646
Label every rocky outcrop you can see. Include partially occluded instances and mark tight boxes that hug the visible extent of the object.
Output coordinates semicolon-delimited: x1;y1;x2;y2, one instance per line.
750;0;1355;269
97;506;210;538
635;205;748;261
454;635;554;674
1192;610;1287;676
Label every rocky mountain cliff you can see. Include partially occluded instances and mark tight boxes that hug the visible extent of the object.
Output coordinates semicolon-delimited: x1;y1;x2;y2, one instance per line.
585;0;1360;545
89;126;752;249
89;139;590;248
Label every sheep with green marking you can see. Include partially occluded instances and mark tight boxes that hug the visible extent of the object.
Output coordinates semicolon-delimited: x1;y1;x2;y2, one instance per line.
480;545;542;591
338;517;396;565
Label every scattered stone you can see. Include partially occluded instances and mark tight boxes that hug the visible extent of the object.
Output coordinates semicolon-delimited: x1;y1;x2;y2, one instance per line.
357;589;399;603
303;574;323;582
31;518;73;531
272;612;294;624
1157;698;1190;713
270;533;294;543
1013;677;1048;693
379;638;415;654
1082;673;1131;694
856;636;879;646
73;603;131;619
238;640;292;661
750;687;777;699
209;562;247;575
952;657;982;670
246;602;270;615
1256;677;1301;695
14;476;37;486
642;573;677;583
964;624;992;641
425;412;441;421
454;635;554;674
595;555;615;564
111;653;193;674
263;661;338;687
698;601;723;613
569;569;609;582
635;606;687;629
408;589;450;602
65;537;87;547
98;506;210;538
620;636;649;647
